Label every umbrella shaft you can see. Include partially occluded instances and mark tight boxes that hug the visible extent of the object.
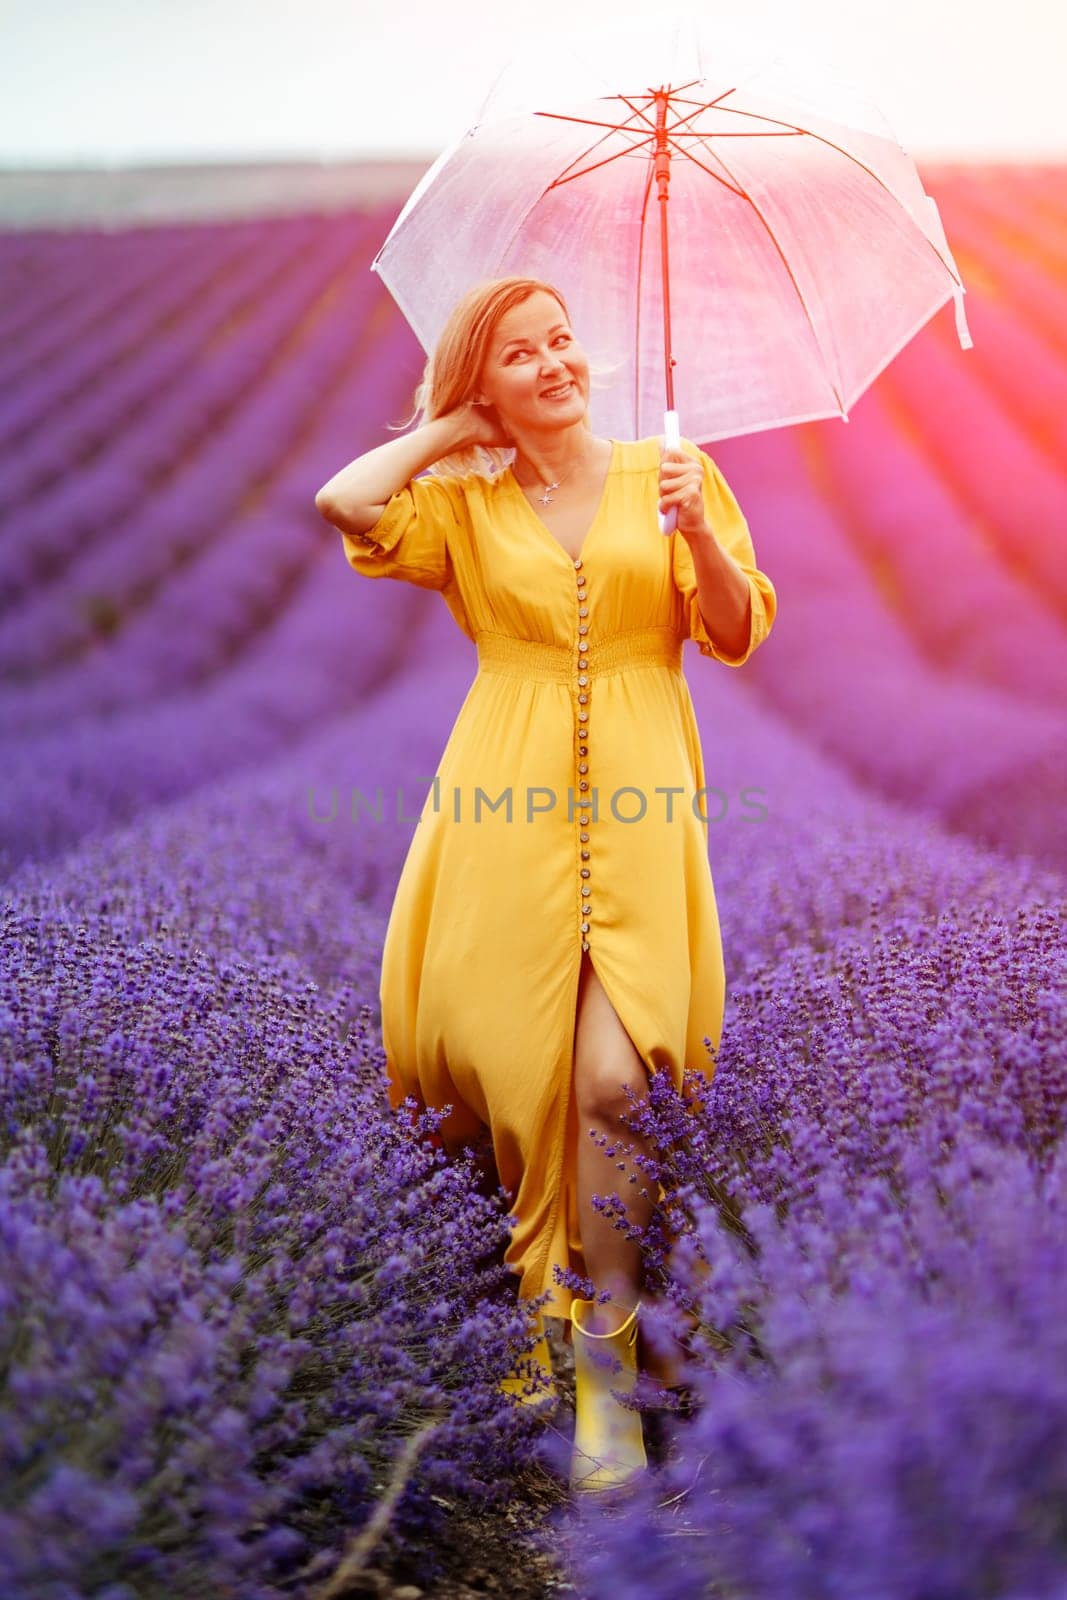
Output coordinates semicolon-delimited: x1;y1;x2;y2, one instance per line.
654;91;675;411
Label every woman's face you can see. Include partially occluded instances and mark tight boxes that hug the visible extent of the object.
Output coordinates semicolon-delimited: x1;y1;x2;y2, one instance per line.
474;290;590;438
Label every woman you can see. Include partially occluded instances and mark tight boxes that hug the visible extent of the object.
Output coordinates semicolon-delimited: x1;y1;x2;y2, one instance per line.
315;276;777;1493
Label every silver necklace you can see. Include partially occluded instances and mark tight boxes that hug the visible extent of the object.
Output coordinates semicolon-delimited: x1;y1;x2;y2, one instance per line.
517;441;593;506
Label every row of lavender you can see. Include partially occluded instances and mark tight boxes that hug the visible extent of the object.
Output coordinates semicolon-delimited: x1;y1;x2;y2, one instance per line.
4;575;1065;1592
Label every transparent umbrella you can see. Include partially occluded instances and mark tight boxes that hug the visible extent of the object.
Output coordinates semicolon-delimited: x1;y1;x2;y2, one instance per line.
371;12;972;531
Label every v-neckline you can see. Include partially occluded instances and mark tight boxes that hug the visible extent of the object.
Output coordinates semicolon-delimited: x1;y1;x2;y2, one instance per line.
505;437;619;566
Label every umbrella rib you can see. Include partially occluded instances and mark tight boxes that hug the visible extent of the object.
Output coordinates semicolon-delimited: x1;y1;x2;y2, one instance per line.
673;130;848;414
544;144;659;190
535;79;709;133
535;109;654;135
537;86;687;151
489;118;648;305
661;88;742;135
535;105;655;191
668;133;751;197
676;101;966;290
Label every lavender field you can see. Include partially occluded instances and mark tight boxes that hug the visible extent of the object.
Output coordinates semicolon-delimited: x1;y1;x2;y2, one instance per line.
2;164;1066;1599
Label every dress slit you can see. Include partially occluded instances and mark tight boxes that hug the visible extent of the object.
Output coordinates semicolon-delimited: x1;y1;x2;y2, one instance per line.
527;940;656;1323
578;947;655;1087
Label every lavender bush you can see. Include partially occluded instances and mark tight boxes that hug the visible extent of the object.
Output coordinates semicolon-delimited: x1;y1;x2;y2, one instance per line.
549;892;1067;1598
0;904;552;1597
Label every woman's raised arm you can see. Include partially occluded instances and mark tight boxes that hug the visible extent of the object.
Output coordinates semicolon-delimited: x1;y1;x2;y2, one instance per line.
314;413;475;535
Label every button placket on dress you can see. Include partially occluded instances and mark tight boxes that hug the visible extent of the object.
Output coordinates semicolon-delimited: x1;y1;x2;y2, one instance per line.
574;556;593;953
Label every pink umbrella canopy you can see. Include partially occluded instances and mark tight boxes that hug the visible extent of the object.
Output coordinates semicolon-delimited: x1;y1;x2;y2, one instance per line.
371;13;972;447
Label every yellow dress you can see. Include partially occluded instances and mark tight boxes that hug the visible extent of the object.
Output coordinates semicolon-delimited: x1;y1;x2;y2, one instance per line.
340;434;777;1321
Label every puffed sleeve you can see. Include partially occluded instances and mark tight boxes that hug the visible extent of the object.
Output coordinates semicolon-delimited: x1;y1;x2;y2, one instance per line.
338;470;464;593
670;438;777;667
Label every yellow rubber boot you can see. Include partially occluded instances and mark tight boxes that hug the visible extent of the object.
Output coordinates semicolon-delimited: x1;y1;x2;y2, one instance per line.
569;1297;648;1492
499;1310;559;1411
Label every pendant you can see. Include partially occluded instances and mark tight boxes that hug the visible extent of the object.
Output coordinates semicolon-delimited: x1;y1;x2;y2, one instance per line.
538;482;559;506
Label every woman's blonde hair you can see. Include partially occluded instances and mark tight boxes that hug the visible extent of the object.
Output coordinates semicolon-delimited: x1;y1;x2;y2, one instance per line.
386;276;621;479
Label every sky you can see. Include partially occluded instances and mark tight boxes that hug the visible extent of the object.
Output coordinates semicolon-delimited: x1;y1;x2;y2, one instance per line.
2;0;1065;168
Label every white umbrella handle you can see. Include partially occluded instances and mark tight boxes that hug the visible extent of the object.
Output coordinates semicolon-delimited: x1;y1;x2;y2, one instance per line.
658;409;680;536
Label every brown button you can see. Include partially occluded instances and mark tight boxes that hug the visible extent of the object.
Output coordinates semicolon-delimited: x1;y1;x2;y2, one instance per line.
579;781;588;791
577;674;588;686
580;849;590;859
581;922;590;934
580;868;590;879
582;940;590;951
579;831;589;842
578;693;588;704
581;886;591;897
578;711;587;722
578;624;588;635
578;762;588;774
578;607;589;618
579;814;590;825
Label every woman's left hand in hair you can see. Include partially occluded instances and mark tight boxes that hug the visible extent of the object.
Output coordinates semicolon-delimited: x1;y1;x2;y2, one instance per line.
658;445;707;540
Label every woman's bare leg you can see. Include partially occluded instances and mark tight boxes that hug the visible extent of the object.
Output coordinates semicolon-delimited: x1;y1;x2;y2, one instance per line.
572;949;657;1335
